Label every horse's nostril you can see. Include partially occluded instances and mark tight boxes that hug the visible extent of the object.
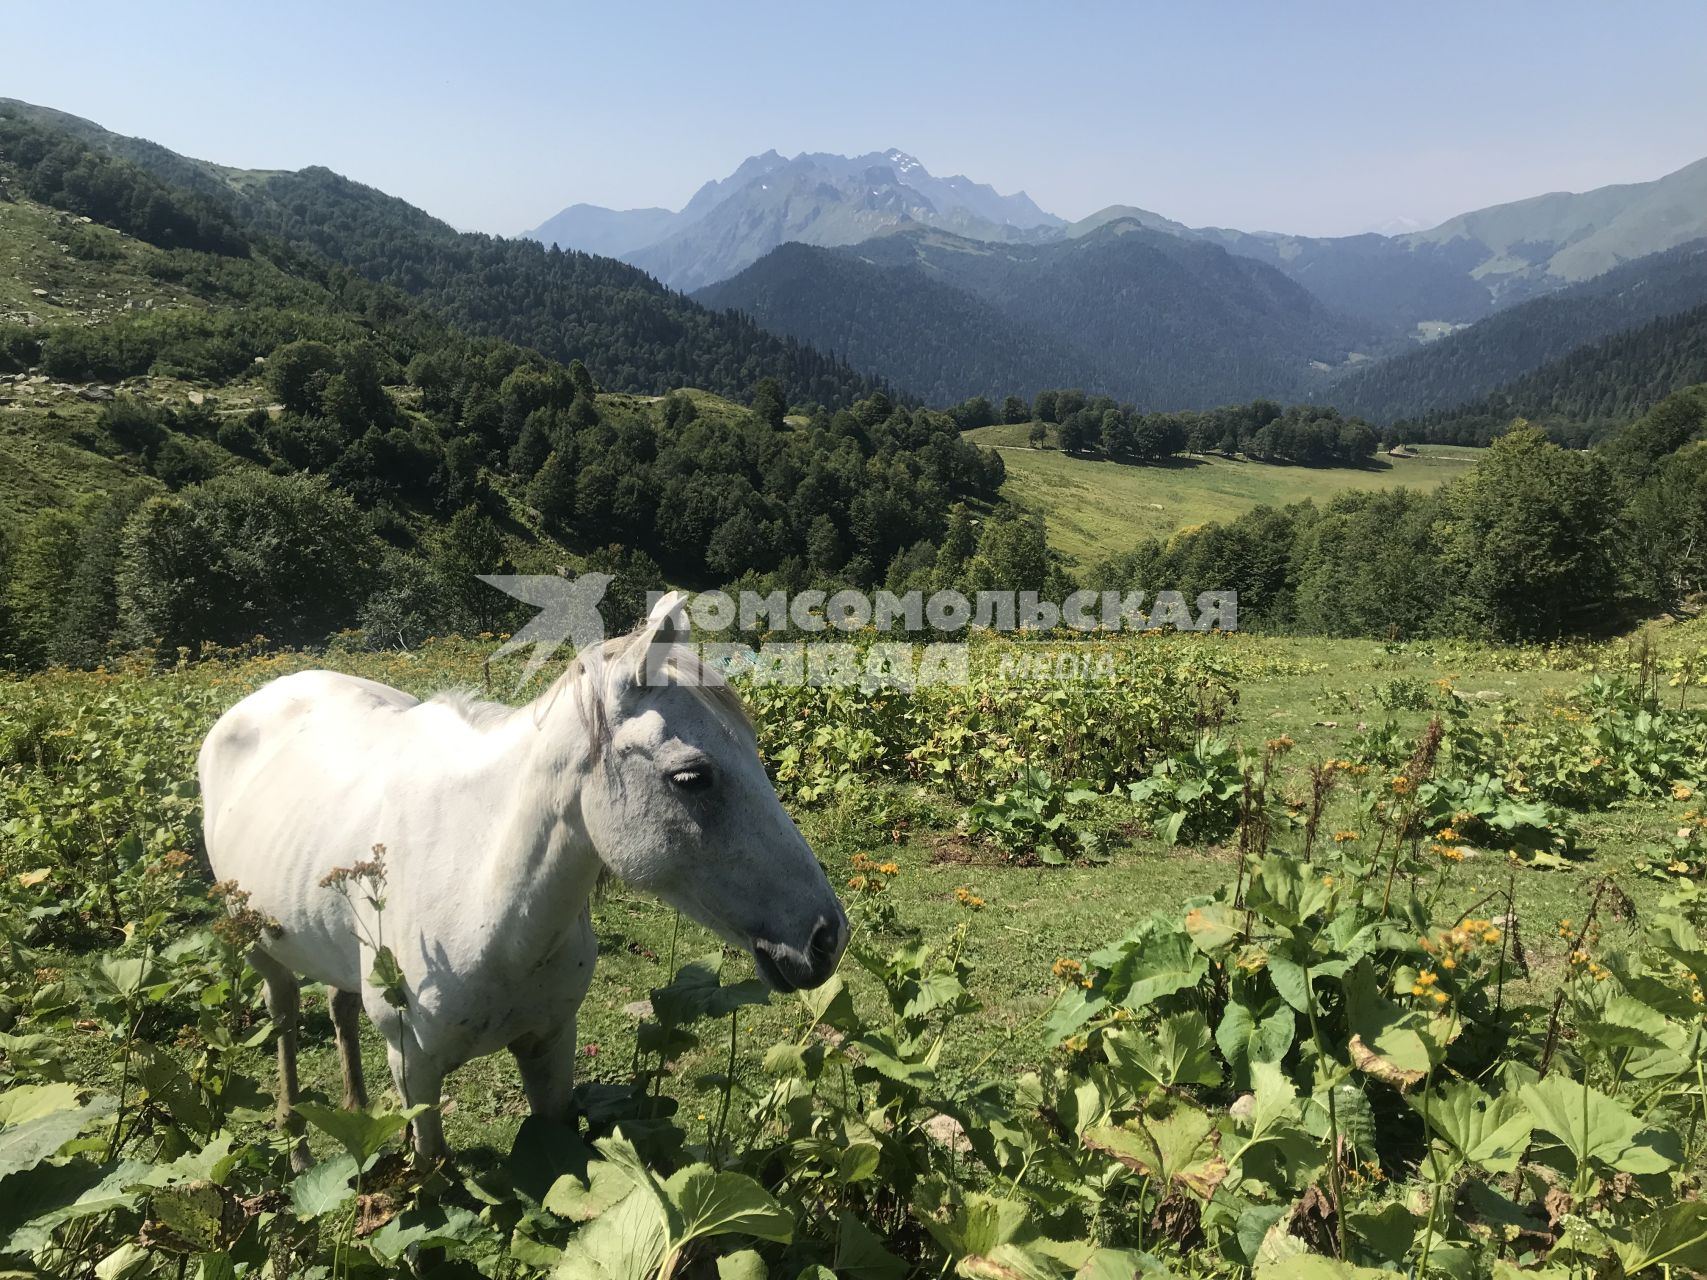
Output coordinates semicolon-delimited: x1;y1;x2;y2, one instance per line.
810;913;845;961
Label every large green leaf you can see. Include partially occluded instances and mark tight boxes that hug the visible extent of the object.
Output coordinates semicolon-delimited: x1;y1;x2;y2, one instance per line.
1409;1081;1533;1174
958;1243;1062;1280
1245;858;1335;930
1344;962;1447;1090
911;1185;1031;1259
1254;1256;1395;1280
1612;1199;1707;1275
287;1155;357;1219
835;1210;907;1280
1182;902;1242;955
0;1094;115;1180
1103;931;1208;1010
651;956;770;1026
1076;1247;1174;1280
553;1186;666;1280
0;1083;81;1127
146;1181;233;1253
545;1160;637;1223
1520;1075;1678;1175
717;1251;767;1280
1345;1201;1421;1266
1217;995;1295;1081
662;1165;793;1245
368;1203;486;1264
292;1102;425;1167
1104;1014;1222;1089
1083;1100;1226;1198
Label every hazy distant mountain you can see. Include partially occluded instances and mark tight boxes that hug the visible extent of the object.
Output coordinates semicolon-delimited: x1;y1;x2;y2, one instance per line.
1193;227;1494;330
698;219;1378;408
1033;157;1707;331
538;145;1707;336
524;148;1060;291
1402;158;1707;293
526;203;677;258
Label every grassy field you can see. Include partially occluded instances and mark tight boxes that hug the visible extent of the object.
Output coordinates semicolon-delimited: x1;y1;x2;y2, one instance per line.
966;421;1481;565
7;618;1701;1169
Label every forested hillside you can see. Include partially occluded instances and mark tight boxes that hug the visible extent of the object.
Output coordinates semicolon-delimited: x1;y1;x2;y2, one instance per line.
0;99;883;407
695;243;1114;404
703;221;1379;408
0;110;1005;669
1397;302;1707;446
1328;240;1707;422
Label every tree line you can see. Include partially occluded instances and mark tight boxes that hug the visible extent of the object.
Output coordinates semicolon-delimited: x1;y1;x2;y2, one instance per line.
947;391;1380;466
1091;388;1707;642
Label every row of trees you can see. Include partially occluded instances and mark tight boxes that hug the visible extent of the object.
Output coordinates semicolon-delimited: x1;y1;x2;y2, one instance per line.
6;390;1700;666
1092;392;1707;641
947;390;1381;467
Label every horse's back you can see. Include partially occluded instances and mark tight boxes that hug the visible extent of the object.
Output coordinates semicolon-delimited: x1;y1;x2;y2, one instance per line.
201;671;419;932
201;671;417;830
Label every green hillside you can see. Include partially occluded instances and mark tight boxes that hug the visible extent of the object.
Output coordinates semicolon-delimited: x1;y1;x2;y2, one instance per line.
0;98;884;409
967;421;1478;563
0;108;1005;669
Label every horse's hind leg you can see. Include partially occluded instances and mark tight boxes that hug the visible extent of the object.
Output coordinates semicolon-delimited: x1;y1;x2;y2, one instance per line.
328;987;368;1110
251;950;311;1172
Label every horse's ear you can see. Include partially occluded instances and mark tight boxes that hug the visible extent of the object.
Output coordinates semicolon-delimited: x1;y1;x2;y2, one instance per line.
624;591;689;686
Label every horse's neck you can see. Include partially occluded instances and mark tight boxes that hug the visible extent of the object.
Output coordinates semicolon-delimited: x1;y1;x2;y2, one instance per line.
474;671;605;956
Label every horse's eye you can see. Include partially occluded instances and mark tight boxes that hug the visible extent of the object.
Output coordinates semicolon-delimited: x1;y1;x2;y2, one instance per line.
669;768;713;792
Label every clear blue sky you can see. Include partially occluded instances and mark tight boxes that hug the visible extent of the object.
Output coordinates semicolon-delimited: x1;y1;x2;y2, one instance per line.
7;0;1704;238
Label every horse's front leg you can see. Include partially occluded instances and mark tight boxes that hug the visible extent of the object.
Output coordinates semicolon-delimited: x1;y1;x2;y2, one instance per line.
510;1021;580;1123
365;995;449;1162
387;1040;448;1162
512;909;596;1125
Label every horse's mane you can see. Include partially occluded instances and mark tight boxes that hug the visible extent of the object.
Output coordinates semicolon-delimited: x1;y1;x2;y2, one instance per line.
430;628;752;751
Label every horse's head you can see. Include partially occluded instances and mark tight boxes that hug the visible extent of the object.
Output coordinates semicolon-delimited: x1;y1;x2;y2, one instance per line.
577;597;848;992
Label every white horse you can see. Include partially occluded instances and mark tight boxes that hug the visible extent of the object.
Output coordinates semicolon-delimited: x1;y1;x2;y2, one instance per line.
199;597;847;1166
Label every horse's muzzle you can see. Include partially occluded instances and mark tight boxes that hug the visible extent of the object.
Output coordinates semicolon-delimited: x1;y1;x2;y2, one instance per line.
753;909;848;992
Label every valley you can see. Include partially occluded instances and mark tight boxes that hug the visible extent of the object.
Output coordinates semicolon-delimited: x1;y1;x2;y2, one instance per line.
964;422;1479;564
3;45;1707;1280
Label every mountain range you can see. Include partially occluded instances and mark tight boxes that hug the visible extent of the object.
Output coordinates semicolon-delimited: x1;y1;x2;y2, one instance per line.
526;148;1707;332
9;95;1706;432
